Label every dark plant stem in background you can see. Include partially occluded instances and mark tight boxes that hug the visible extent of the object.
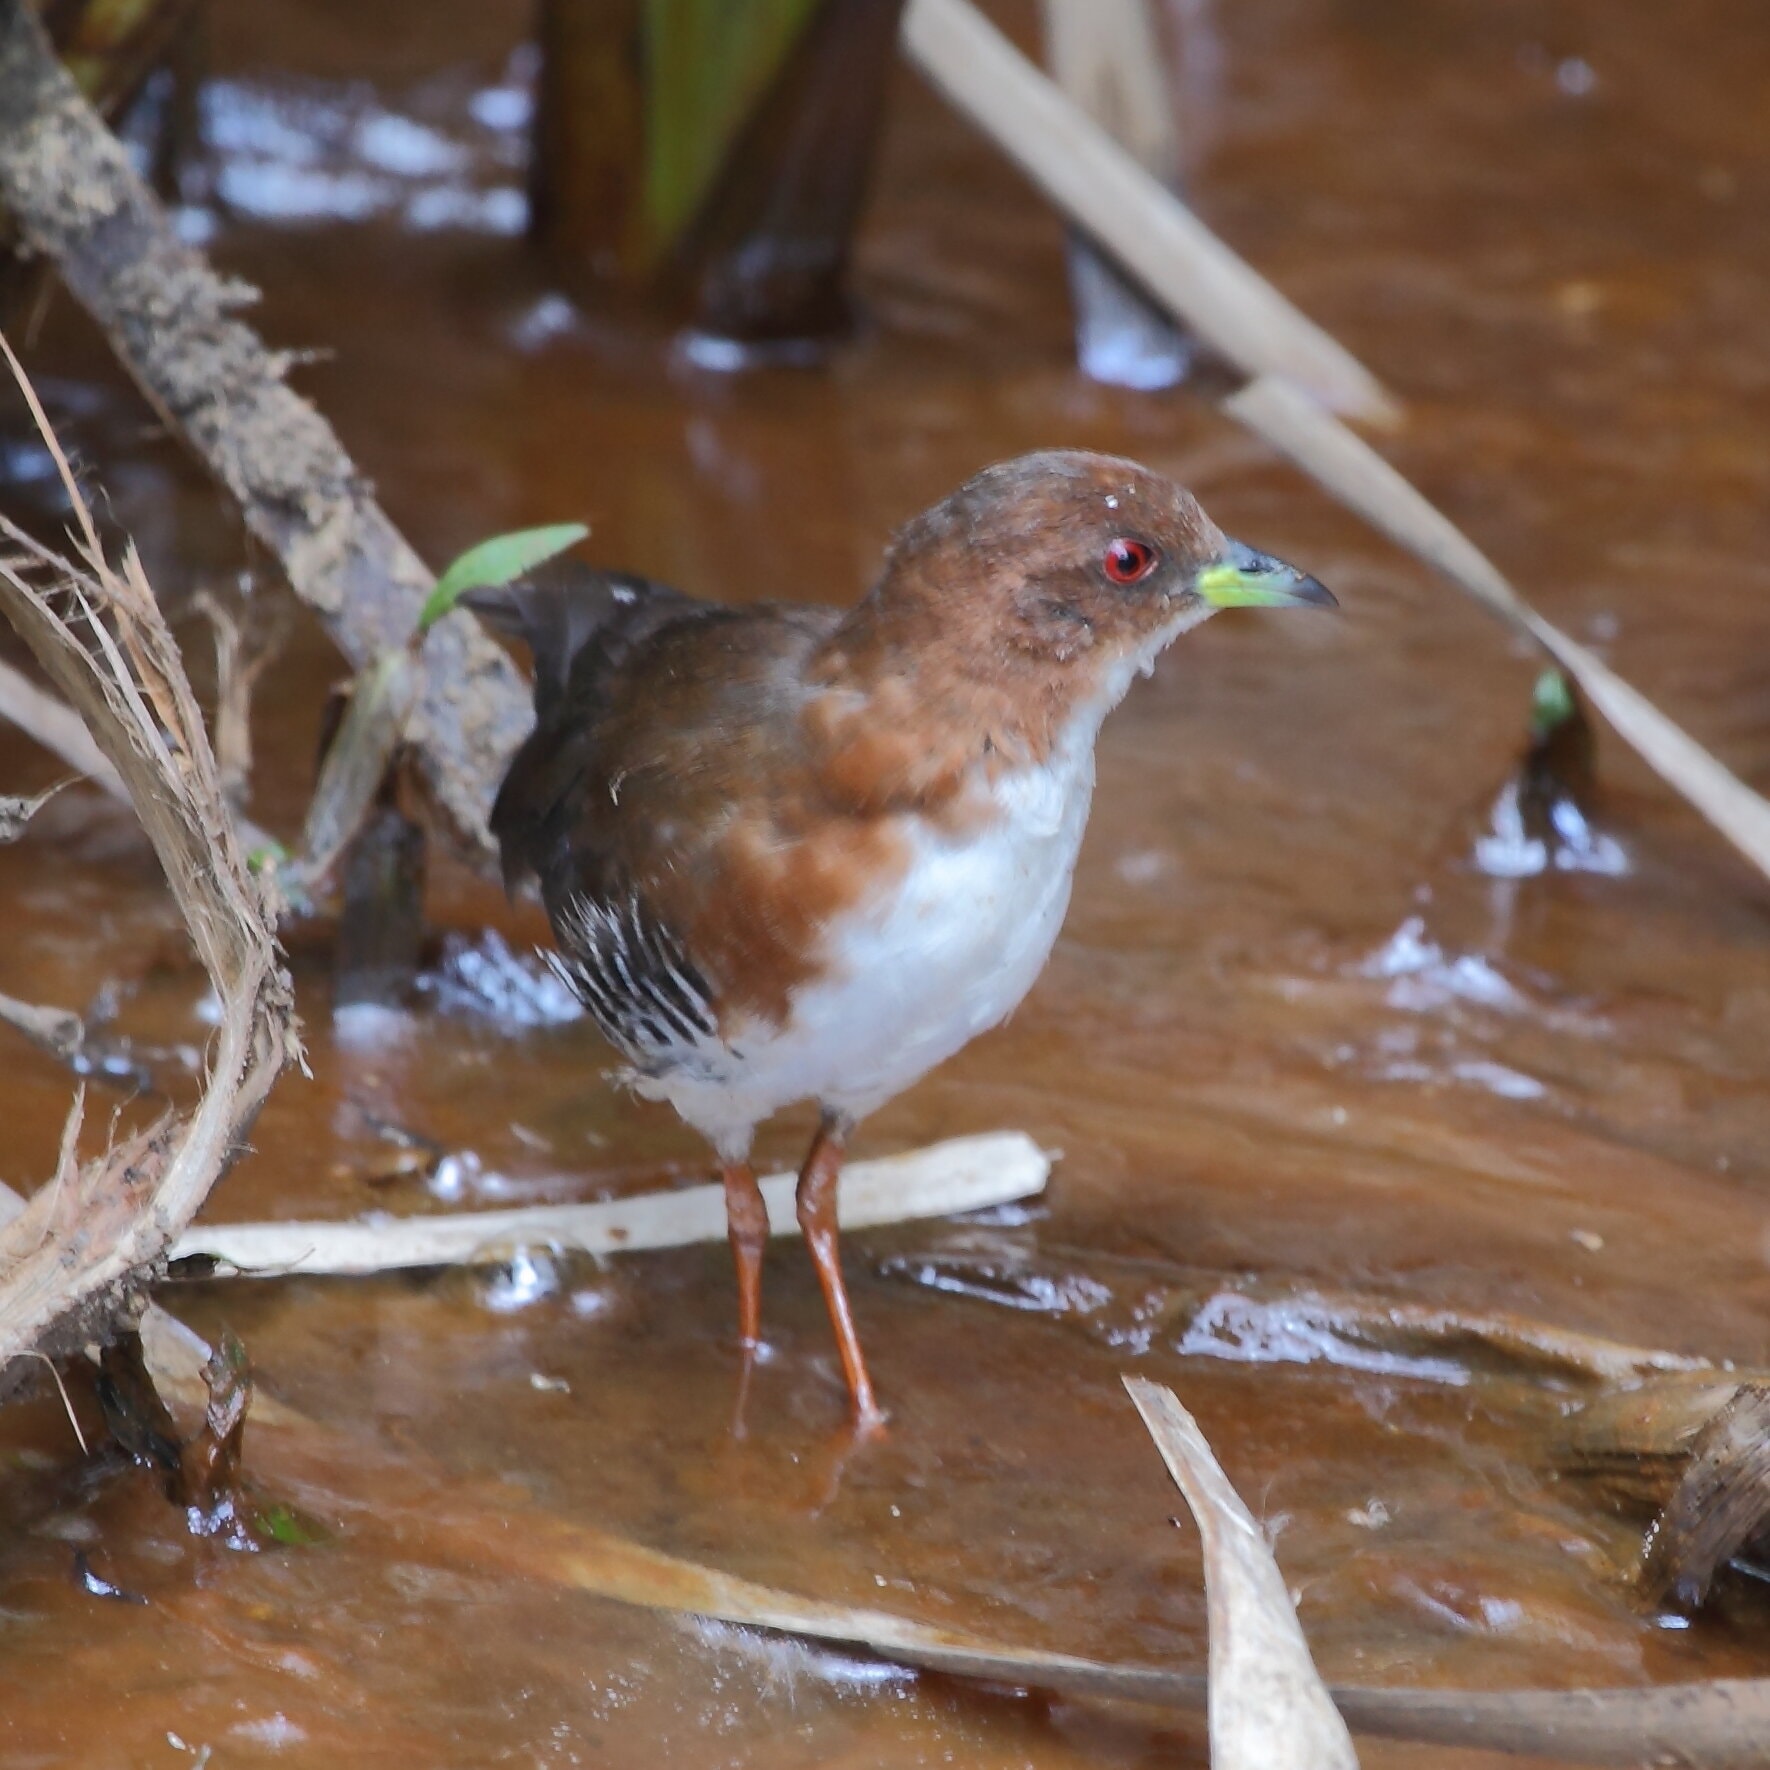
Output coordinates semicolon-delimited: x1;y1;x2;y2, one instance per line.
334;792;428;1011
530;0;648;286
531;0;907;353
672;0;908;353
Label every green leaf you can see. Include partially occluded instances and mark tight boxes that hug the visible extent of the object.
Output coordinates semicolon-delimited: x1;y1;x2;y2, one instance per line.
642;0;822;252
418;523;589;633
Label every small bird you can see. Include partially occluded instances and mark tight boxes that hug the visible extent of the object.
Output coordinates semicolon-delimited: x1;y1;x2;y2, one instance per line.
471;451;1332;1428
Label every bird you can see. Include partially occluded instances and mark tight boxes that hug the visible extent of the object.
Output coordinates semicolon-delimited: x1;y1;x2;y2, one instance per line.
469;450;1333;1429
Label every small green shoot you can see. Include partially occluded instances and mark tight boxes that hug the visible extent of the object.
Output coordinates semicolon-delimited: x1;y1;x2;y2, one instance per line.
417;523;588;634
1529;667;1578;739
254;1502;330;1548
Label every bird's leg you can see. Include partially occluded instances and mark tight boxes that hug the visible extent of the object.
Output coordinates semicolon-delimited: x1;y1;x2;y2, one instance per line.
796;1113;885;1430
720;1160;769;1350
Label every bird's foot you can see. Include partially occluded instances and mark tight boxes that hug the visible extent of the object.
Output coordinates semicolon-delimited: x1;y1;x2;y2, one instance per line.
850;1396;889;1438
726;1332;779;1440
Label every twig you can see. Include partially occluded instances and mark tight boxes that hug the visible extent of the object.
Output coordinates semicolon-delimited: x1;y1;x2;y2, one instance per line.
0;650;127;799
0;985;162;1090
171;1131;1049;1277
1125;1376;1357;1769
290;646;419;895
900;0;1394;420
198;594;251;805
0;987;84;1064
0;2;529;858
190;589;283;809
10;1349;87;1451
0;774;69;837
0;341;298;1382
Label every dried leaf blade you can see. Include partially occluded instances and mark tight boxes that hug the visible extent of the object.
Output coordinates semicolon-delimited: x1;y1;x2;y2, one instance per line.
1124;1374;1358;1770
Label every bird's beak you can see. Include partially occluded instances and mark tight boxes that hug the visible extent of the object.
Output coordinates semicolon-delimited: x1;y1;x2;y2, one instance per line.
1194;539;1337;610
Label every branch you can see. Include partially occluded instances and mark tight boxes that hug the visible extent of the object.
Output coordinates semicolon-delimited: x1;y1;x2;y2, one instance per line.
172;1131;1049;1277
0;0;529;860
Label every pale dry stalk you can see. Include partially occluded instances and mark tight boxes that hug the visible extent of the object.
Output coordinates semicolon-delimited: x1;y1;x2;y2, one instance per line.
0;342;299;1383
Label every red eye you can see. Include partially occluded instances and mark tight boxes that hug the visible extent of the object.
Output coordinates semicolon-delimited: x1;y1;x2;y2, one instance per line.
1103;538;1158;584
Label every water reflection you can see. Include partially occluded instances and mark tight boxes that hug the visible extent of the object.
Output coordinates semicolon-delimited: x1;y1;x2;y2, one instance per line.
186;53;533;236
1475;772;1629;878
478;1245;563;1313
419;930;583;1030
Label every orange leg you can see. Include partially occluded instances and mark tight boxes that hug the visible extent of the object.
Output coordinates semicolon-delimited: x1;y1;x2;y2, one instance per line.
720;1160;769;1350
796;1114;886;1430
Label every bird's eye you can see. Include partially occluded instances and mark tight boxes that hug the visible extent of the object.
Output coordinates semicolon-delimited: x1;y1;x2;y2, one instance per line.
1103;538;1159;585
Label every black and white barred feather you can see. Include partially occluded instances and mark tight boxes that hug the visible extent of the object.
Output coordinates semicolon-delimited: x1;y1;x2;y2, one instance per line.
546;888;717;1065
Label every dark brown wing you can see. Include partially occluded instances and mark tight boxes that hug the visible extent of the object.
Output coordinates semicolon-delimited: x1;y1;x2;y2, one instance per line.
466;563;699;891
470;563;846;1055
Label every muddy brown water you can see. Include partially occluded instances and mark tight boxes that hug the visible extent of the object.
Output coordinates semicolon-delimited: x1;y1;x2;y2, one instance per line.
5;0;1770;1763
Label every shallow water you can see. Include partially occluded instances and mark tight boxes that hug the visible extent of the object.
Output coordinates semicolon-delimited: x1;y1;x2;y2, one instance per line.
4;0;1770;1763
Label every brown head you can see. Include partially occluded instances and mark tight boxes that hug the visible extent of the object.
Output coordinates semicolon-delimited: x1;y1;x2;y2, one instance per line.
809;451;1332;801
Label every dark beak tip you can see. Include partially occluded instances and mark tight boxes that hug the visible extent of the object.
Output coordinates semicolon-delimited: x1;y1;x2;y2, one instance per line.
1210;540;1338;612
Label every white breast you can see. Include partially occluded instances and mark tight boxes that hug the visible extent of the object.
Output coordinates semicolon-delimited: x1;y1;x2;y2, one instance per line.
646;727;1099;1158
815;736;1097;1114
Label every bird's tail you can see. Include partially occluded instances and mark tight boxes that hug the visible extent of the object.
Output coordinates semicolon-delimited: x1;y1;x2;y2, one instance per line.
466;562;697;891
464;563;691;725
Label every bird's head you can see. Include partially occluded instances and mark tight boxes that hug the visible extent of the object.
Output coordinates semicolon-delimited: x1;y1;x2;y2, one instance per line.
877;451;1334;693
810;451;1336;794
